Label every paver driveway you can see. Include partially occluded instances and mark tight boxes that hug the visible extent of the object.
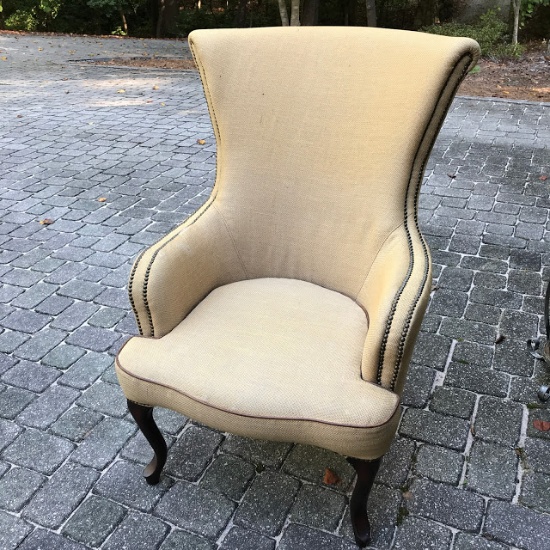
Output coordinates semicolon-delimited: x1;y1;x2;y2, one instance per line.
0;32;550;550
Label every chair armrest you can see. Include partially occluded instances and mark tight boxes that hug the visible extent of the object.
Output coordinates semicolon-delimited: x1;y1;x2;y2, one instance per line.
359;222;432;395
129;202;246;338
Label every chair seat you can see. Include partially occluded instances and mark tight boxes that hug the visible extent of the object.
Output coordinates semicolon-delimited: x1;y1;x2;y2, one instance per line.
116;278;401;458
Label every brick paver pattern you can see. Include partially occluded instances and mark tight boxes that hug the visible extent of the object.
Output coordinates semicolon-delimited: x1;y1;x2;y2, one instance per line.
0;32;550;550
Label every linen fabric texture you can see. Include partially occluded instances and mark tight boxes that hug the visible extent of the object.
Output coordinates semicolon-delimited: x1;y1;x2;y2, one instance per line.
117;27;480;460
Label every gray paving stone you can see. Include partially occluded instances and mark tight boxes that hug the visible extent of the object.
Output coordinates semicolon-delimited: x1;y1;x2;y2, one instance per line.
377;437;415;488
407;478;484;531
0;353;17;375
527;408;550;441
0;331;30;353
414;444;463;485
283;444;355;489
494;337;536;377
0;309;50;333
23;461;99;528
58;280;103;301
1;429;74;474
467;441;518;499
155;406;188;434
62;495;125;547
89;307;126;328
222;435;292;469
71;416;134;469
484;500;550;550
0;510;33;550
411;333;452;370
525;437;550;474
103;511;169;550
453;533;508;550
402;364;436;408
58;351;112;389
159;529;215;550
14;328;66;361
520;471;550;513
439;318;496;345
429;386;476;419
399;409;469;451
76;380;127;417
94;460;171;512
66;325;120;352
155;480;235;539
281;523;357;550
0;418;22;452
444;362;509;397
165;425;223;481
41;344;86;370
0;467;45;512
452;341;494;367
50;405;104;441
474;396;523;446
1;360;60;392
201;453;255;501
50;301;99;331
429;289;469;317
289;484;346;531
233;470;300;536
0;386;36;419
393;516;452;550
18;384;79;429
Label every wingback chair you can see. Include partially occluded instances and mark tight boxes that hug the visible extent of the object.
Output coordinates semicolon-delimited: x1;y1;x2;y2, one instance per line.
116;27;479;547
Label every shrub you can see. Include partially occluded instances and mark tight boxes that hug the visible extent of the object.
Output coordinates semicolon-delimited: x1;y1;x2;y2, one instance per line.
422;9;524;59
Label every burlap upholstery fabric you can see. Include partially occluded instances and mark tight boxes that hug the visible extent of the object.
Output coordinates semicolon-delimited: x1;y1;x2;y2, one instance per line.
118;27;480;460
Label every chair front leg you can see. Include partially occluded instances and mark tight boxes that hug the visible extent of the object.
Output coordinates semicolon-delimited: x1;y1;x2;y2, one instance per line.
347;456;382;548
127;400;167;485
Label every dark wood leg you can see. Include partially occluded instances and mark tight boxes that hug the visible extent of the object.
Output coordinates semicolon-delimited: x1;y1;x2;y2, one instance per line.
347;456;382;548
127;400;167;485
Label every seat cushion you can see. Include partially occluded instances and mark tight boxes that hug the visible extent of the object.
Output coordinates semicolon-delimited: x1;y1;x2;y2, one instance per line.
116;278;401;459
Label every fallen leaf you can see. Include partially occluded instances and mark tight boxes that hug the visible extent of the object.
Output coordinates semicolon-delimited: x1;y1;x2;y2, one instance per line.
152;85;159;90
197;139;206;145
146;100;153;103
431;284;439;292
1;56;7;61
402;491;412;500
447;173;457;179
470;425;476;436
16;115;23;118
323;468;341;485
540;175;548;181
39;218;54;225
533;420;550;431
160;102;166;107
495;334;506;344
117;89;125;94
97;197;107;202
38;47;43;51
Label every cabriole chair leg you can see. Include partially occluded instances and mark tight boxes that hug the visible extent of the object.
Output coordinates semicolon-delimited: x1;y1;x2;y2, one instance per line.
127;400;167;485
347;456;382;548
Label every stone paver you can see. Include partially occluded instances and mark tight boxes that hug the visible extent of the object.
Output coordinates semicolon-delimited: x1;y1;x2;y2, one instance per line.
0;30;549;549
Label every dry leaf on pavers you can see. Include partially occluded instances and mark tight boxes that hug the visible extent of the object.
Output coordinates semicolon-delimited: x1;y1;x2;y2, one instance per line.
16;115;22;118
117;89;126;94
495;334;506;344
323;468;341;485
152;85;159;90
402;491;412;500
39;218;54;225
197;139;206;145
540;175;548;181
160;102;166;106
533;420;550;431
38;47;43;51
97;197;107;202
431;284;439;292
447;173;456;179
1;56;7;61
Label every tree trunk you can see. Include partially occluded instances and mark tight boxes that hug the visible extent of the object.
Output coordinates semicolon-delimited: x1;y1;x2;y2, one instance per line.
302;0;319;25
366;0;377;26
511;0;520;45
290;0;300;25
119;9;128;34
156;0;165;37
233;0;248;26
277;0;289;25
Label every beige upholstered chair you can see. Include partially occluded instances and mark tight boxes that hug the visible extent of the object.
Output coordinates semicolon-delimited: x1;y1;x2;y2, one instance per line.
116;28;479;547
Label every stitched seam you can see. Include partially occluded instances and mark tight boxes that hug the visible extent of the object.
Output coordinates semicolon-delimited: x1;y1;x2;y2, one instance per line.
354;222;405;302
213;204;249;278
377;53;473;387
116;356;401;430
389;53;473;391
